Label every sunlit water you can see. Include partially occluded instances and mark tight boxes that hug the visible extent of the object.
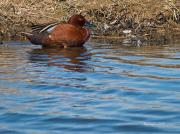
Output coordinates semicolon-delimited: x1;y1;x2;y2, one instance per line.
0;37;180;134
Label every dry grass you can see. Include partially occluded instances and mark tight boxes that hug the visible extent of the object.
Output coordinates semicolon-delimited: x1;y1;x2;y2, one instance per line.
0;0;179;38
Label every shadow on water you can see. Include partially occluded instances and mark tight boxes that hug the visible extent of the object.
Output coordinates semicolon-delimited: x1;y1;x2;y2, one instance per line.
29;47;93;72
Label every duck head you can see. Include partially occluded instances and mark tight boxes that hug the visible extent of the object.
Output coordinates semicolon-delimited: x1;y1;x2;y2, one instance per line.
68;14;96;28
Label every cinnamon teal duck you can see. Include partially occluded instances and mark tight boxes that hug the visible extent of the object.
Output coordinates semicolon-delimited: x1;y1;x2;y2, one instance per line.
22;14;95;48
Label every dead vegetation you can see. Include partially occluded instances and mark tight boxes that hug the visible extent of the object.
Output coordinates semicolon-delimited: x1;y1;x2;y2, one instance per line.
0;0;179;39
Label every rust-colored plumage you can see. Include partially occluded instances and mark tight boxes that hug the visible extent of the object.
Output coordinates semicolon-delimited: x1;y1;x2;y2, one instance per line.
22;14;91;48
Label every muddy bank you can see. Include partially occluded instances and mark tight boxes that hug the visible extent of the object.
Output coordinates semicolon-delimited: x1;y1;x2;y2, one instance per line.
0;0;179;41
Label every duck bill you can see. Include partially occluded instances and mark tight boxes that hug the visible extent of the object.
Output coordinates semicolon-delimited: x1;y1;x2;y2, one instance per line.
84;21;96;29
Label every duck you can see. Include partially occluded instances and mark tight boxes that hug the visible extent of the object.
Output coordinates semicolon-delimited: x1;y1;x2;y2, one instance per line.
22;14;95;48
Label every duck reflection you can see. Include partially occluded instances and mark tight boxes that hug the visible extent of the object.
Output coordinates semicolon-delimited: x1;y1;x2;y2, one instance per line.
29;47;93;72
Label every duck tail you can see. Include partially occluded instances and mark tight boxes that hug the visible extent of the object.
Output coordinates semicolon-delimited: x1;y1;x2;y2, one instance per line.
21;32;43;45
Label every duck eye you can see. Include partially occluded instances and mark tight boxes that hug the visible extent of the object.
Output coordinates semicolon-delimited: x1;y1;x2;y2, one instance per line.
79;18;82;21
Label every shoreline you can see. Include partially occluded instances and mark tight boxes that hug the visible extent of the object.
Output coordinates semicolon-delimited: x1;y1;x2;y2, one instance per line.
0;0;179;40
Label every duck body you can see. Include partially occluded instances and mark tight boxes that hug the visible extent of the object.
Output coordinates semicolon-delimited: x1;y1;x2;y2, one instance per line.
42;24;90;48
22;14;91;48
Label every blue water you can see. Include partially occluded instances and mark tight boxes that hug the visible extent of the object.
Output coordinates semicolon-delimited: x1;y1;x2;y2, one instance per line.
0;38;180;134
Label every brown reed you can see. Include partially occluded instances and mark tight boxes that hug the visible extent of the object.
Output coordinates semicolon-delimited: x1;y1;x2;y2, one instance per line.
0;0;179;39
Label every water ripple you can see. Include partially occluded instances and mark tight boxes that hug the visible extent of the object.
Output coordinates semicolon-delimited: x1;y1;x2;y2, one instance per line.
0;39;180;133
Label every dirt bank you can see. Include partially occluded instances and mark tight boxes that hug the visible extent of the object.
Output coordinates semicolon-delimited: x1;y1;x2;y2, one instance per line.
0;0;179;39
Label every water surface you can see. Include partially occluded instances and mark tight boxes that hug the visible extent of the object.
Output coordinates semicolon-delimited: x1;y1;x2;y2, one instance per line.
0;37;180;134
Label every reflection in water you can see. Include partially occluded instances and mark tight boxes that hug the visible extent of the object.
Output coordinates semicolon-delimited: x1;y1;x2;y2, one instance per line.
91;39;180;69
29;47;93;72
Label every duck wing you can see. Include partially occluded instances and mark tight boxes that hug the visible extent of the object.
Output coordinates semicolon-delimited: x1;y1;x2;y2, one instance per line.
31;22;62;34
